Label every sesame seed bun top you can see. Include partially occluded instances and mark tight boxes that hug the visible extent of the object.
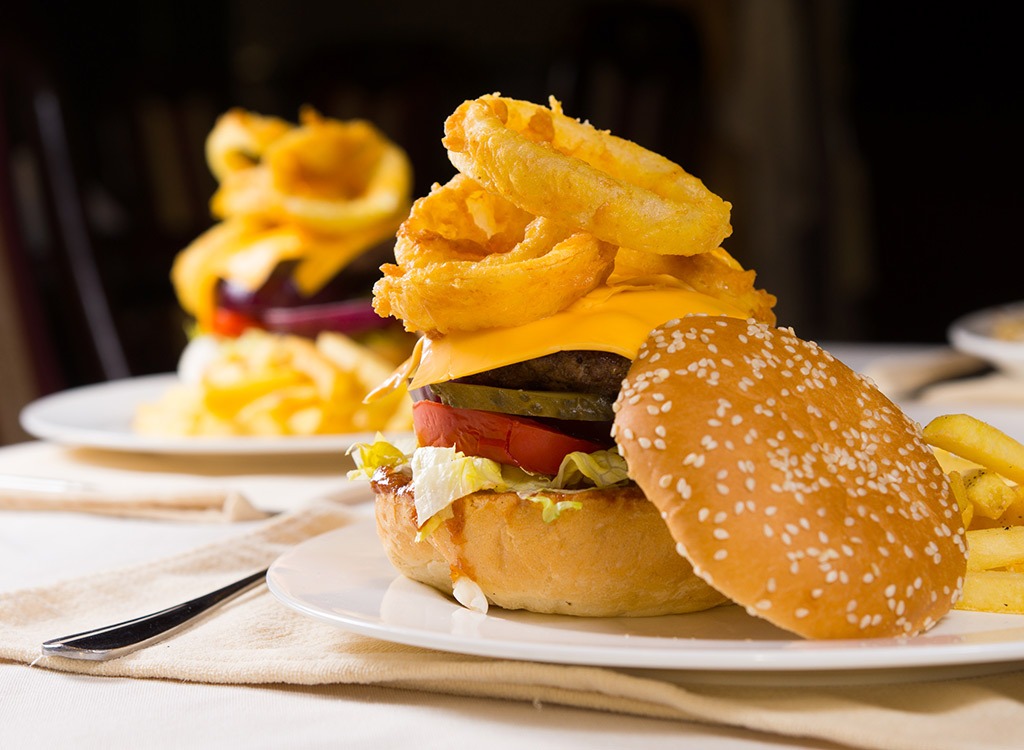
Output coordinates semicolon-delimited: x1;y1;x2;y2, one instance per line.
612;316;968;639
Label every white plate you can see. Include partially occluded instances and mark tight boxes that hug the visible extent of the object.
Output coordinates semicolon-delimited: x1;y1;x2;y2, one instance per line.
20;373;408;455
268;521;1024;686
949;301;1024;377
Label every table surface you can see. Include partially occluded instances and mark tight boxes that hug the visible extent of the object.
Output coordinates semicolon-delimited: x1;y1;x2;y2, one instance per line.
0;343;981;749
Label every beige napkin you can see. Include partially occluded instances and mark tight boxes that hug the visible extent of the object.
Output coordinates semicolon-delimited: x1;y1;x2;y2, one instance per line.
859;348;991;402
0;441;355;520
0;482;270;521
915;371;1024;406
2;503;1022;750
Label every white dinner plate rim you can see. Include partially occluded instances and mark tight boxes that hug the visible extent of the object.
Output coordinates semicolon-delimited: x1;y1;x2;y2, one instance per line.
267;521;1024;678
20;373;405;455
949;301;1024;371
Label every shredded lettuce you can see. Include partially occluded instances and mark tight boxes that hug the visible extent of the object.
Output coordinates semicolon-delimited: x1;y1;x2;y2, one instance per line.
346;433;408;480
527;495;584;523
411;446;505;524
553;449;630;488
347;437;629;527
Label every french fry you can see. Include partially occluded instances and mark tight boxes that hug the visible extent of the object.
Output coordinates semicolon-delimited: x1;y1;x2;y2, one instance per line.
968;489;1024;529
283;335;352;402
955;570;1024;614
931;446;984;475
946;471;974;529
203;369;305;417
316;331;396;390
1000;488;1024;526
923;414;1024;485
965;527;1024;571
924;413;1024;615
961;468;1017;520
134;328;413;438
236;384;320;430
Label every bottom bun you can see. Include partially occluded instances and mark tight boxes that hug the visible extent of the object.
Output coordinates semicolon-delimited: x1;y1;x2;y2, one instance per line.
371;468;729;617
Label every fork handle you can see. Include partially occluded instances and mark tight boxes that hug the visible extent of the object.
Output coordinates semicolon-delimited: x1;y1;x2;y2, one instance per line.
41;569;268;661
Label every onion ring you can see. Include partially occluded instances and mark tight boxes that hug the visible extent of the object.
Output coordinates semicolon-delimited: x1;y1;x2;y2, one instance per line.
208;108;412;236
443;94;732;257
205;109;292;182
612;247;778;325
373;175;617;335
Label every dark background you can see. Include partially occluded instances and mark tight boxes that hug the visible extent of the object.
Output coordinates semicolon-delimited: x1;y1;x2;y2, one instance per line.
2;0;1021;394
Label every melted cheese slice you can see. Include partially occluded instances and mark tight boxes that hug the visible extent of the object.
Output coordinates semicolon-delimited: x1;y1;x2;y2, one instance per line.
404;281;749;390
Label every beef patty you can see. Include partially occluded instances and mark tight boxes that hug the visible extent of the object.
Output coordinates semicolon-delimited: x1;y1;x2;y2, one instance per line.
455;350;631;400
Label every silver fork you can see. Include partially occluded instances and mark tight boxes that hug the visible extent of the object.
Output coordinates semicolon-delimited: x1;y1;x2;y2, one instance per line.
41;569;268;661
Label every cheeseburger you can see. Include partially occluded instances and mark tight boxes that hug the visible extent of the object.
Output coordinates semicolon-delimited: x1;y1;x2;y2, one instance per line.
353;94;967;639
172;107;415;359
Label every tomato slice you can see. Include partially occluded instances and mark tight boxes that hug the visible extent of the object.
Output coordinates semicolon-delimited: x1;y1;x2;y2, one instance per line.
412;400;606;476
211;307;262;337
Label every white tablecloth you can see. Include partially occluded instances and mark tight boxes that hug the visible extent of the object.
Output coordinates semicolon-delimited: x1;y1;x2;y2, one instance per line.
0;452;842;750
0;343;1006;749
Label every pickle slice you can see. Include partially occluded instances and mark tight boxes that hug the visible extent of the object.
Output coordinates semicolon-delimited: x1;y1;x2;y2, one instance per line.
429;381;615;422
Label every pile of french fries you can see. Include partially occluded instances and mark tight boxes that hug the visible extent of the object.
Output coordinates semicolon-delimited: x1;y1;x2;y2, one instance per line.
134;329;411;438
924;413;1024;613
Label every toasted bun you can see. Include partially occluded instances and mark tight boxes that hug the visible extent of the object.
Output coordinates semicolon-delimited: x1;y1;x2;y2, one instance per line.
613;316;968;638
371;468;729;617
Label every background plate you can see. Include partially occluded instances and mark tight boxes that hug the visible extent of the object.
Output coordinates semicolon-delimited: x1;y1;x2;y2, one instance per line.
20;373;407;455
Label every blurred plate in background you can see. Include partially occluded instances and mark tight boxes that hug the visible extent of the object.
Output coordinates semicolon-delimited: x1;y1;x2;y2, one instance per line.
20;374;409;455
949;301;1024;378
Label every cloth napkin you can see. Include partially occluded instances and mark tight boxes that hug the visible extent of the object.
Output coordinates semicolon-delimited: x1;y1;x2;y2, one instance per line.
0;481;269;521
859;348;993;403
2;504;1023;750
0;441;355;520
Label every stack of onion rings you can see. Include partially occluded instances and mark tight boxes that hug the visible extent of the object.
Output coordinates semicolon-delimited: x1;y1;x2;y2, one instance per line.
375;175;616;334
374;94;773;336
174;107;413;332
443;94;732;257
208;108;412;235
